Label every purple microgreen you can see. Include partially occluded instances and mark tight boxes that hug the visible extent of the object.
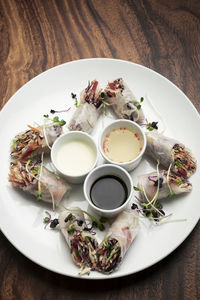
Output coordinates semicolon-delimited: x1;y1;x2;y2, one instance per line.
50;107;71;114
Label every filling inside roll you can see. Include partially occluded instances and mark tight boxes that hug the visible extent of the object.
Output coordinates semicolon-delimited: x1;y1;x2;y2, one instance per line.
172;144;196;178
83;80;102;108
96;238;121;273
11;124;62;160
70;233;98;270
60;211;99;272
104;78;124;97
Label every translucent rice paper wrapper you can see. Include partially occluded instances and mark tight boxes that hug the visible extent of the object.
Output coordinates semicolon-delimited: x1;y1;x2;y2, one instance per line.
105;78;145;124
137;170;192;202
68;81;102;133
109;210;139;257
146;131;196;178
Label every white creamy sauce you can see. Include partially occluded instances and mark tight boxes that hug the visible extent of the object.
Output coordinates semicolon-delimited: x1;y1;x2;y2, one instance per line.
56;140;96;175
103;127;142;163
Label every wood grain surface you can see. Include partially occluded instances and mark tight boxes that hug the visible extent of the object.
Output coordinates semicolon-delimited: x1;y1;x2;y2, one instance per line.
0;0;199;299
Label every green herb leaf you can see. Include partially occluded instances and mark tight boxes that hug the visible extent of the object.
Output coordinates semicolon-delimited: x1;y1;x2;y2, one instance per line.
53;116;59;123
58;119;66;126
43;217;50;223
12;138;19;148
174;160;185;169
133;186;143;192
173;179;184;185
37;193;42;201
64;213;75;222
43;114;49;118
74;98;79;107
103;241;111;250
67;223;75;234
84;236;90;243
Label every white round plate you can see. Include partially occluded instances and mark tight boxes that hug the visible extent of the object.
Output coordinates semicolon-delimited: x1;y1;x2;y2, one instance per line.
0;58;199;279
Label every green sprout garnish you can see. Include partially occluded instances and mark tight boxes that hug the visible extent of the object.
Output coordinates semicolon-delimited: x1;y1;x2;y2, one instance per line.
37;192;42;201
103;241;112;250
43;115;66;126
146;121;158;131
67;223;76;234
12;138;19;148
63;207;105;231
173;179;184;185
64;213;75;222
133;186;143;192
174;160;185;170
74;98;80;107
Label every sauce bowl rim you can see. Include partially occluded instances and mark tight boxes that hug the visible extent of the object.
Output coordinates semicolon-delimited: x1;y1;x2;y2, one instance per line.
51;131;98;178
83;164;133;214
98;119;147;167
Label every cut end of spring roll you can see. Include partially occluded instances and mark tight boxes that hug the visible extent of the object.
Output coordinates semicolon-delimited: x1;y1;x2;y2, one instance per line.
68;80;103;133
104;78;145;124
146;131;197;178
10;123;63;160
96;210;139;274
137;169;192;203
9;159;71;207
59;209;99;274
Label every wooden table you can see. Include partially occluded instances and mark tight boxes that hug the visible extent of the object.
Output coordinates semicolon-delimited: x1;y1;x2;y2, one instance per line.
0;1;199;299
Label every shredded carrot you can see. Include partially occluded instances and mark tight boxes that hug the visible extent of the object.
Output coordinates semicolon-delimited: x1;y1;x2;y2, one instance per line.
27;125;41;133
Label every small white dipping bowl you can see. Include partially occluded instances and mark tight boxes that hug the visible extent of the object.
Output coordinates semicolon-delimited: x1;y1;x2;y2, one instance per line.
83;164;133;218
99;119;146;172
51;131;98;184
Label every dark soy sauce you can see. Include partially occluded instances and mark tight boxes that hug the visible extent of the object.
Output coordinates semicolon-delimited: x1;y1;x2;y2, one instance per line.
90;175;128;210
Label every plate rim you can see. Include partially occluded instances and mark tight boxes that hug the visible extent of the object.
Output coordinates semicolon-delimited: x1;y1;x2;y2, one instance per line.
0;57;199;280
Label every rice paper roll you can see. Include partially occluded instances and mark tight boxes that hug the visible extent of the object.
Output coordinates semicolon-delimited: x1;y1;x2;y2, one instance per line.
146;131;197;178
68;80;102;133
137;170;192;203
96;210;139;274
11;124;63;161
9;158;70;207
59;209;99;273
104;78;145;124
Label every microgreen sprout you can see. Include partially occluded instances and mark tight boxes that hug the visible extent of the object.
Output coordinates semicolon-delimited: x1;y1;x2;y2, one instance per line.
146;121;158;131
43;115;66;126
64;213;75;222
37;152;44;202
50;107;71;114
12;138;19;148
174;160;185;170
67;223;76;234
74;98;79;107
128;97;144;110
173;179;184;185
43;212;59;229
166;164;174;197
133;186;143;192
63;207;105;231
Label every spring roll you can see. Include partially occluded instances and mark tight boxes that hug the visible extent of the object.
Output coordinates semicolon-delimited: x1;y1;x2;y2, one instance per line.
59;209;99;273
137;170;192;202
104;78;145;124
146;131;197;178
96;210;138;274
11;123;63;160
9;158;70;206
68;80;103;133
